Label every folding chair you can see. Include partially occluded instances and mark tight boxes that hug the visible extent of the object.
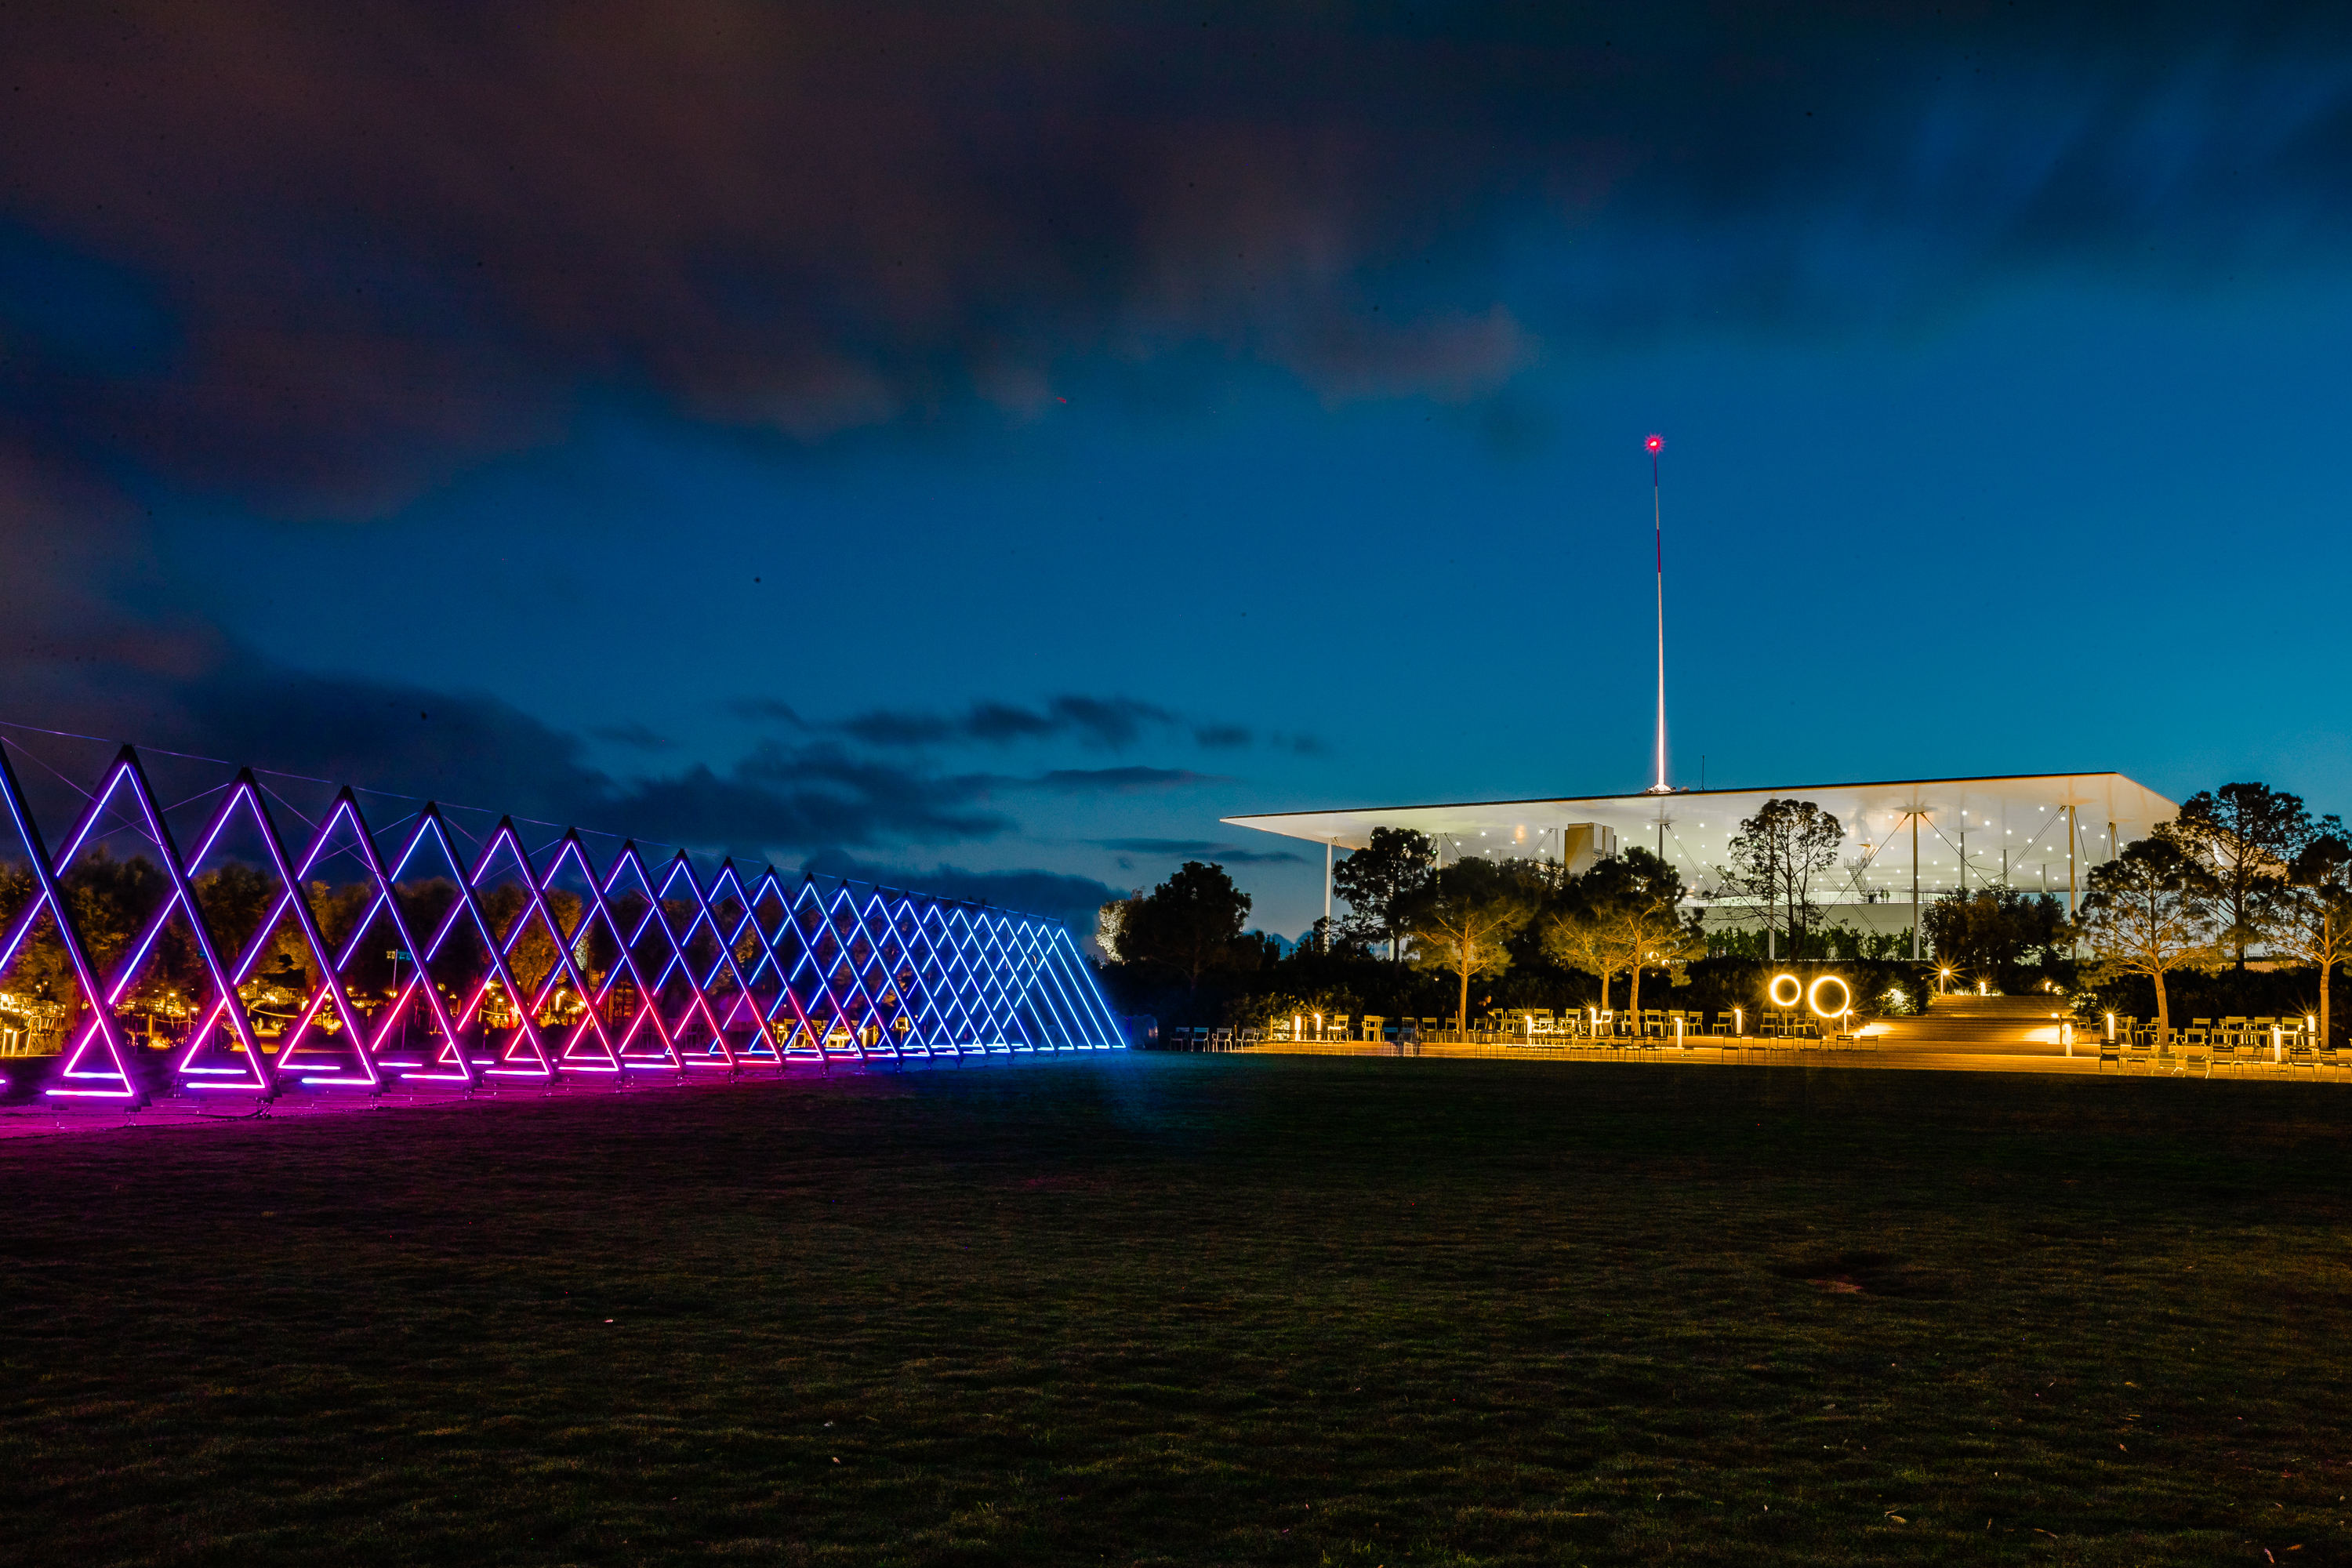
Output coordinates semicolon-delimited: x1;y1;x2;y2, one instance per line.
2161;1029;2198;1074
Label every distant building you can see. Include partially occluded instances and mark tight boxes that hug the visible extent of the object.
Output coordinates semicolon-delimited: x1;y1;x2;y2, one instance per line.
1226;771;2176;956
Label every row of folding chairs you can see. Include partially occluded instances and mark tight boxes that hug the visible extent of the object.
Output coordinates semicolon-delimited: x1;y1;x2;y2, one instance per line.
2112;1016;2318;1051
1531;1009;1778;1040
2097;1029;2345;1076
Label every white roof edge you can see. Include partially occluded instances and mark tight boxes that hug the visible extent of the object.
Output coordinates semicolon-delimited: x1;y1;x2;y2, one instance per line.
1219;771;2180;859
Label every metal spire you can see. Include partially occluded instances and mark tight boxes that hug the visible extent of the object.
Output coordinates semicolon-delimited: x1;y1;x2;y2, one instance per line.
1645;434;1669;795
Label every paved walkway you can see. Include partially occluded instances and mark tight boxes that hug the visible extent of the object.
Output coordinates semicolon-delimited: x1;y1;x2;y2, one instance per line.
1226;996;2335;1081
1229;1039;2335;1079
1232;1037;2107;1073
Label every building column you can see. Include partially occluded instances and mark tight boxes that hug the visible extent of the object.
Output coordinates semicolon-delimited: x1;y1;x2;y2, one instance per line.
2067;806;2078;913
2067;804;2081;958
1323;840;1334;942
1910;811;1921;961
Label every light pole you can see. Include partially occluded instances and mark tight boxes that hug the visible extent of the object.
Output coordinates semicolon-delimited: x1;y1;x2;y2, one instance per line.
1644;434;1670;796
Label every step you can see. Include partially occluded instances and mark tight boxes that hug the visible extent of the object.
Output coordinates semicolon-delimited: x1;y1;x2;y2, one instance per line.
1871;999;2077;1053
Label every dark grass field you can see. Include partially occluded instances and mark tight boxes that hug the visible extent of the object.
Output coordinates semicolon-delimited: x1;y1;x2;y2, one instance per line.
3;1056;2350;1566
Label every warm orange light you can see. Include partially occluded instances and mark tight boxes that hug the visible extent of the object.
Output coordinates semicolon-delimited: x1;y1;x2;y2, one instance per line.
1806;975;1851;1019
1767;973;1802;1009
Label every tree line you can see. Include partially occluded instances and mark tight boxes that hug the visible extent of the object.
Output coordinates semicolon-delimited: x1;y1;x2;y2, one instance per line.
2075;783;2352;1041
1104;828;1764;1034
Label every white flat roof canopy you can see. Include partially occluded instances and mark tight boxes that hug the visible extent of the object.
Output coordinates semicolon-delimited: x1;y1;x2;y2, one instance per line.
1224;771;2177;900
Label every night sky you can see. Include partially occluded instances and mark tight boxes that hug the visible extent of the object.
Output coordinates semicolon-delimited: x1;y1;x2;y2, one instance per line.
5;2;2352;941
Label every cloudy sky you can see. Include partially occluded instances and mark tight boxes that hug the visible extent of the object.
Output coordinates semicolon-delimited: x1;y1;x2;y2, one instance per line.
5;2;2352;938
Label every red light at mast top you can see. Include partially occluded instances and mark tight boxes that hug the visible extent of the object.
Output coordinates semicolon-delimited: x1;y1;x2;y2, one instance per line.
1645;434;1663;454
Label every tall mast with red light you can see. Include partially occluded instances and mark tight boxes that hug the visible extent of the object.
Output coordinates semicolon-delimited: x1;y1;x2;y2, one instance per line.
1644;434;1669;797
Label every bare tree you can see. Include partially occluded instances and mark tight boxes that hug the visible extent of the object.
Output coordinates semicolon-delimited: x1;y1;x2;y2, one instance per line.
2274;823;2352;1048
1720;799;1844;957
1403;858;1537;1033
2169;782;2314;969
2077;833;2224;1036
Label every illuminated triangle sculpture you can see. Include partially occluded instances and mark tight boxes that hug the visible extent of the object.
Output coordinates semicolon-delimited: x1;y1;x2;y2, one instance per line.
0;743;1124;1103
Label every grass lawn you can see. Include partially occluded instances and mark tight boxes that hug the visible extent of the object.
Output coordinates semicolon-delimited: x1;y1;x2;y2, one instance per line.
2;1054;2348;1566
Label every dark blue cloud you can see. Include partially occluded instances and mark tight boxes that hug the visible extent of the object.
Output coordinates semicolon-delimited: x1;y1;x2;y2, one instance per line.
724;693;1284;754
5;3;2349;513
7;0;2352;946
0;450;1228;867
722;697;800;725
826;694;1178;750
1009;768;1229;794
0;222;174;375
588;722;678;752
798;848;1121;938
1091;837;1306;866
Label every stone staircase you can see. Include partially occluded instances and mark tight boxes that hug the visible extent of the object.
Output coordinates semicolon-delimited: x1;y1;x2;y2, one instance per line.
1869;993;2071;1056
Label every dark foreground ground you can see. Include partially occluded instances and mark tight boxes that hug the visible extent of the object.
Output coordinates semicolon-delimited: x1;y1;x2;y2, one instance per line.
2;1056;2347;1566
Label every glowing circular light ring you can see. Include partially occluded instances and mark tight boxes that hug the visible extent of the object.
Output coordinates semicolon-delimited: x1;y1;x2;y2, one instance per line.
1807;975;1853;1020
1766;973;1802;1009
